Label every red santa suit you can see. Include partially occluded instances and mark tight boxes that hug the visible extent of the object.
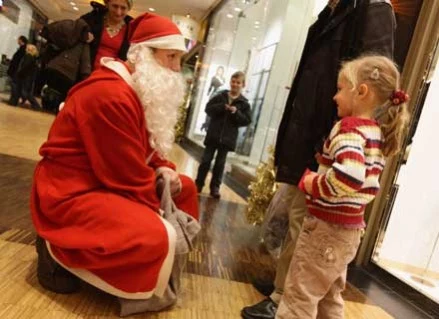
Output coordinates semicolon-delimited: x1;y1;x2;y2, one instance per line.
30;57;199;299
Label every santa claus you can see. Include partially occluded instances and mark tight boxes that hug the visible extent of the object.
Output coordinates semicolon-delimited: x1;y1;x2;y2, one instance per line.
31;13;199;299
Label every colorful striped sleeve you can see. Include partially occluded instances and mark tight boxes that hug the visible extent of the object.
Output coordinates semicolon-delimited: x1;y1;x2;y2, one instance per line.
310;128;366;199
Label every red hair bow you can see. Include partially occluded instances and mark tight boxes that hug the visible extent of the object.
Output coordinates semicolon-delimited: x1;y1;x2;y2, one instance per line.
390;90;409;106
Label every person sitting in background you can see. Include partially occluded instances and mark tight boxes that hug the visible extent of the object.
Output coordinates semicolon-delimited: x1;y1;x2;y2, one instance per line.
31;13;199;305
39;18;92;113
195;72;252;198
81;0;133;69
16;44;41;109
5;35;28;106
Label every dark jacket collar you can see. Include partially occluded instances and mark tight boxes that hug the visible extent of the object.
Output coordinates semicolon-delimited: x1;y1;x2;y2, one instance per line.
219;90;248;103
317;1;357;39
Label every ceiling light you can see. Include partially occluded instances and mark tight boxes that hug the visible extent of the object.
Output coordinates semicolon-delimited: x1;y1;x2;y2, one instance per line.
73;6;79;11
234;7;242;12
254;21;260;24
226;13;233;18
148;7;156;12
70;1;75;5
254;25;260;29
186;14;191;18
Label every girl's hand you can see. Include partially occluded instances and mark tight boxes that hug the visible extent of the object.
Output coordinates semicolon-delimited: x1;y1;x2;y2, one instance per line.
304;172;319;194
315;152;324;165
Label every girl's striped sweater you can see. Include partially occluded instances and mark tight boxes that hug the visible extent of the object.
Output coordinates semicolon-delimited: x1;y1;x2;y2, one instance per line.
305;117;385;226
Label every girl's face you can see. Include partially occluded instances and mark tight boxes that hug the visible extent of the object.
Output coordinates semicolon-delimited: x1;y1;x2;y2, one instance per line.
333;77;355;118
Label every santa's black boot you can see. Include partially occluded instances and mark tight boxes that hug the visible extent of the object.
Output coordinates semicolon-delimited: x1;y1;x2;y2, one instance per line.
36;236;81;294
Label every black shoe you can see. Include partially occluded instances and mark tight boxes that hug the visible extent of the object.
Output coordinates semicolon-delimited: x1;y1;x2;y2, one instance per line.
241;298;278;319
251;278;275;297
210;188;221;199
36;236;81;294
196;183;203;193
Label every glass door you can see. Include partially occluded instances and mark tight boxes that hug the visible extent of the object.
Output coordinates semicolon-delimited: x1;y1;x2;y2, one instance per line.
371;39;439;304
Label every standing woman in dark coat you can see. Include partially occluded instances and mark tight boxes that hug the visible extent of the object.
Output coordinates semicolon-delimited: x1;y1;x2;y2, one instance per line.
6;36;28;105
16;44;41;109
81;0;133;70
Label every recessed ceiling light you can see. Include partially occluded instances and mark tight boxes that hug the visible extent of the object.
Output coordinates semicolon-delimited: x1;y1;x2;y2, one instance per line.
254;25;260;29
226;13;233;18
234;7;241;12
73;6;79;11
186;14;191;18
70;1;75;5
148;7;156;12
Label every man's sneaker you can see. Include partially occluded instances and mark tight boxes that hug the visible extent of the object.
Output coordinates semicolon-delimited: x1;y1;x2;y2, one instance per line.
241;298;278;319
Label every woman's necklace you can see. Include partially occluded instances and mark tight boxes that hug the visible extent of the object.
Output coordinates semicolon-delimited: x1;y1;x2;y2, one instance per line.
104;15;125;38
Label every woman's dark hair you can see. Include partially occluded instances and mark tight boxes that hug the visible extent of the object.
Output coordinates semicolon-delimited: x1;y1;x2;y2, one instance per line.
19;36;28;44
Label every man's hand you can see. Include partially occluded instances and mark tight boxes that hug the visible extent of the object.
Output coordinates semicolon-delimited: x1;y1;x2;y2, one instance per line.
328;0;340;10
304;172;319;194
87;32;95;43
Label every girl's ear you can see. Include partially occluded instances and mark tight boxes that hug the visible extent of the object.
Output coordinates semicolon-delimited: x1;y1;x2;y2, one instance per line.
358;83;369;99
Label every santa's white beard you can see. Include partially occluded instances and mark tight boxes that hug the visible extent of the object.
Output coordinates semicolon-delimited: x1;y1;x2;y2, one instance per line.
127;45;186;158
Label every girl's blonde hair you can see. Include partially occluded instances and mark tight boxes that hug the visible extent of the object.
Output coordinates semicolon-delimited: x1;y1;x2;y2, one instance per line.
339;55;410;157
26;44;39;57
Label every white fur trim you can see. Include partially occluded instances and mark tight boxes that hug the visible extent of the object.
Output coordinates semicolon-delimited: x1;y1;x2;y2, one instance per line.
135;34;187;52
45;219;177;300
101;57;135;88
153;216;177;297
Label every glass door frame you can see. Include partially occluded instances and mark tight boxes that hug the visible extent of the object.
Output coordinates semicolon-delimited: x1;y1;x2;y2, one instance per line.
355;0;439;267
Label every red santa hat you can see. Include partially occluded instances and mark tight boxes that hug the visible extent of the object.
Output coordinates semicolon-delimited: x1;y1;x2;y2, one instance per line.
129;13;186;52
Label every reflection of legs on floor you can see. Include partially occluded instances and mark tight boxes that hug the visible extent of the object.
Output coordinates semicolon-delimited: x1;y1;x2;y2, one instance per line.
195;144;217;192
210;146;228;198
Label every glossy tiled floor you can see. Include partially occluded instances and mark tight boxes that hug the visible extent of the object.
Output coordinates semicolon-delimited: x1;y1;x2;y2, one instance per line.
0;101;396;318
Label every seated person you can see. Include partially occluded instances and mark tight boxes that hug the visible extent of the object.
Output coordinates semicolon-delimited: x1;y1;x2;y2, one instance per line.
31;13;199;301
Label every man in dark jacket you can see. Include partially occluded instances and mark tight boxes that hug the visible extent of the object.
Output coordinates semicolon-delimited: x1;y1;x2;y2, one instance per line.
6;35;28;105
40;18;92;113
195;71;252;198
241;1;395;318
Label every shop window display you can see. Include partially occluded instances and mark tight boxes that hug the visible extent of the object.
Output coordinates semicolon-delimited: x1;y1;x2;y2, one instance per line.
187;0;317;168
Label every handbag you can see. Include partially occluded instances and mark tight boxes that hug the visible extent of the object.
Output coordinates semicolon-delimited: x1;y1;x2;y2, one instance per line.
119;175;201;317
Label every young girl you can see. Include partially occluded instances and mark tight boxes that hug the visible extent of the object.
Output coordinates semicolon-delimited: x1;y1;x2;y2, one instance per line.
276;55;409;319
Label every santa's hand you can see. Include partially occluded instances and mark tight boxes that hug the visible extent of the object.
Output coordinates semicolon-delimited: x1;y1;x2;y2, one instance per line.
156;167;182;197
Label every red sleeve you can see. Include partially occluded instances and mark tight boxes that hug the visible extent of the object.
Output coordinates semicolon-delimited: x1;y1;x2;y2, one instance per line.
148;151;176;171
76;91;160;209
